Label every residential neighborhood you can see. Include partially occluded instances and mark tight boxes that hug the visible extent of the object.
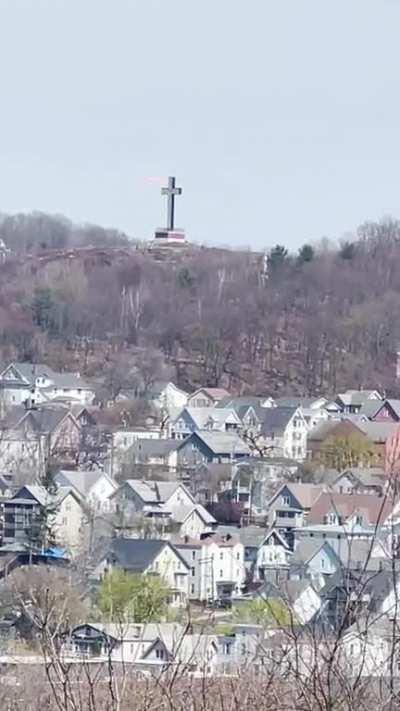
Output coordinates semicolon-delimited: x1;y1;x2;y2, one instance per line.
0;367;400;696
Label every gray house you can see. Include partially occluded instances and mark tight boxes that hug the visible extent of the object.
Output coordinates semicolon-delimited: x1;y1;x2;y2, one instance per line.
177;431;251;465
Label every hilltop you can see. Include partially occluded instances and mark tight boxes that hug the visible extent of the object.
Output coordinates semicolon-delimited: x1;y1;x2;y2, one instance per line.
0;211;399;397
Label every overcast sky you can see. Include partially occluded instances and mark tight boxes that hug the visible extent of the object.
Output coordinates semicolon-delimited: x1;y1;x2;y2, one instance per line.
0;0;399;250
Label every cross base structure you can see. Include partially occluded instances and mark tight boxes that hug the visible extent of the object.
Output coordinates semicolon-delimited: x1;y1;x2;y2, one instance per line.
154;227;186;242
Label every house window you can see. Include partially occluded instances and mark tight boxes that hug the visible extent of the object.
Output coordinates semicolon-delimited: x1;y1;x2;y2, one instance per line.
241;643;246;656
219;570;223;578
223;643;231;655
191;584;195;595
236;552;240;560
321;558;325;569
192;551;196;560
282;496;290;506
220;552;223;560
191;567;195;576
156;648;164;660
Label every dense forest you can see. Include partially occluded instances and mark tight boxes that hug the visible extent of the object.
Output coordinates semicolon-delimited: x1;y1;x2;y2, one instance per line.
0;211;399;397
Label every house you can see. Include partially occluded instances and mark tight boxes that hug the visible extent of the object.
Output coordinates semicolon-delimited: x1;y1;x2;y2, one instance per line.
334;389;383;415
110;479;195;517
217;525;266;573
146;381;188;411
171;407;241;440
256;528;291;580
54;469;117;513
0;362;95;408
173;533;246;602
254;578;322;625
266;483;324;548
307;491;396;529
318;566;397;631
94;538;190;606
274;397;329;431
189;462;234;505
187;388;231;409
260;407;308;460
291;539;341;580
171;504;217;539
231;457;302;517
356;421;399;460
177;431;251;465
129;438;182;469
294;524;378;558
111;479;215;537
307;419;371;462
0;405;81;477
329;467;386;495
65;622;185;670
340;615;400;678
3;484;85;554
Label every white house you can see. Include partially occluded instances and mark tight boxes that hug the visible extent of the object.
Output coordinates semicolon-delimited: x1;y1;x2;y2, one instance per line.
171;504;217;539
0;362;95;408
95;538;190;606
55;469;117;513
174;534;246;602
256;529;291;579
110;479;195;518
171;407;241;440
148;382;188;411
260;407;308;460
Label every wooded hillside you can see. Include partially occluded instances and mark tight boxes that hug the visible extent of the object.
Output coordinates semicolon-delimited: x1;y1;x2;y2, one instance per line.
0;212;399;397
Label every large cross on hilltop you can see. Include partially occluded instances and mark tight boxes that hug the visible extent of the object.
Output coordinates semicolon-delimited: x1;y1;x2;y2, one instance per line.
161;176;182;231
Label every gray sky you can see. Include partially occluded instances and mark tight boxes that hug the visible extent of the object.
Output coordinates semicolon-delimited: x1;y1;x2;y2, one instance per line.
0;0;400;250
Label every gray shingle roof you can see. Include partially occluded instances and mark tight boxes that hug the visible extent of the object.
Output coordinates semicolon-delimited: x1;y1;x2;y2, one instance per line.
124;480;192;504
108;538;167;571
132;439;181;458
190;431;251;456
3;363;92;390
260;407;297;436
55;469;115;498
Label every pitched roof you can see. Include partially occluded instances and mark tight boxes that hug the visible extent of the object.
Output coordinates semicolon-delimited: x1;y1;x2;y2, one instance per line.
275;483;324;509
189;388;230;402
132;439;181;458
358;400;386;419
292;539;338;566
307;419;365;442
217;525;266;547
336;390;382;407
260;407;298;436
108;538;189;572
55;469;116;498
189;431;251;456
108;538;168;571
1;363;92;390
123;480;192;504
340;467;386;489
215;395;262;410
2;405;75;434
169;503;216;525
385;399;400;418
307;492;394;526
356;421;399;443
